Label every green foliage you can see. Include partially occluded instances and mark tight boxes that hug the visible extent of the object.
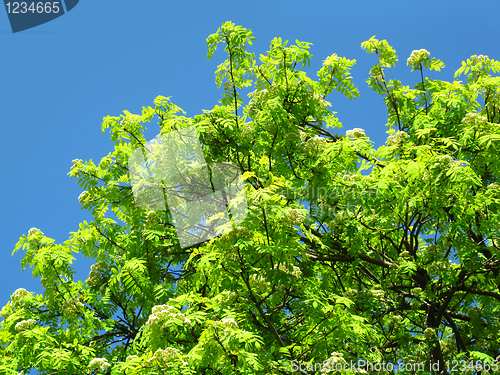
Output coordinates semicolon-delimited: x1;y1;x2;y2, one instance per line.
2;22;500;375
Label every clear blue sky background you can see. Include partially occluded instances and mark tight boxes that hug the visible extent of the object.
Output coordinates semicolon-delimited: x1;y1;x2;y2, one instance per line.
0;0;499;360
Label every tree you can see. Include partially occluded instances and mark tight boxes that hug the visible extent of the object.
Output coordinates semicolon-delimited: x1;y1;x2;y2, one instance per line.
1;21;500;375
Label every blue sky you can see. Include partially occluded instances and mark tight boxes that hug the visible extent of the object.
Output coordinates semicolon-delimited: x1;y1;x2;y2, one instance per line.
0;0;499;363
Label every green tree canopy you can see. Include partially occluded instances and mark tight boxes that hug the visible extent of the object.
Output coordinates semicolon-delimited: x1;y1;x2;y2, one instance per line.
2;21;500;375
